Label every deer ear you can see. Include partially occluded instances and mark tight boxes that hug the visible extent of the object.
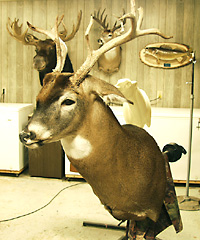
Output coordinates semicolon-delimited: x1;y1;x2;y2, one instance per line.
100;93;133;105
85;76;133;105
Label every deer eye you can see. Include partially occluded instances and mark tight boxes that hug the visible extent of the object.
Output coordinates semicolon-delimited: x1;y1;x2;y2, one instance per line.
61;99;75;106
108;33;113;38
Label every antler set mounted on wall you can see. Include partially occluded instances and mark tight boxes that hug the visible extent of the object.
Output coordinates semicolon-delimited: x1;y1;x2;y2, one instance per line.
26;15;68;73
6;11;82;46
7;0;172;81
6;12;82;86
70;0;172;84
91;8;126;74
93;8;126;33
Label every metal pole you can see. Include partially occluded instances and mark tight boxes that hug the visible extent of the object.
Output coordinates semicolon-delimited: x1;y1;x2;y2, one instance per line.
177;52;200;211
185;54;195;197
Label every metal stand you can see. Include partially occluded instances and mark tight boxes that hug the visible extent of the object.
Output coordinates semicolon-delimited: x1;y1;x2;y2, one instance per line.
117;221;129;240
83;220;129;240
178;53;200;211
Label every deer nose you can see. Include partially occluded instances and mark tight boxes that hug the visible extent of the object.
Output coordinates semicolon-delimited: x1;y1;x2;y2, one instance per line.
98;38;103;45
19;131;36;144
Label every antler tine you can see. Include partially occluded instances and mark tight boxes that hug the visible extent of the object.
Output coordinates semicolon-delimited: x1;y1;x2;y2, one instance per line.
70;0;172;86
59;10;82;42
93;8;109;29
53;16;68;72
27;15;64;41
112;9;126;32
100;9;109;29
136;7;172;39
6;17;38;46
27;15;67;73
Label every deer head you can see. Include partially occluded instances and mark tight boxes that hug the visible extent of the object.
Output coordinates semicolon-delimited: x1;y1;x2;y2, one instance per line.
20;0;173;228
92;9;126;74
6;11;82;85
93;9;126;45
91;7;171;74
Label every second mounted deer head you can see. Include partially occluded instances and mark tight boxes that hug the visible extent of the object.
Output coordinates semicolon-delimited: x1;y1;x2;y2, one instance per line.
92;9;126;74
6;11;82;86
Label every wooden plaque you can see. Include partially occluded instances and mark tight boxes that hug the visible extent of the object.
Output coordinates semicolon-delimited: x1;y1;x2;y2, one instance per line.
140;42;193;69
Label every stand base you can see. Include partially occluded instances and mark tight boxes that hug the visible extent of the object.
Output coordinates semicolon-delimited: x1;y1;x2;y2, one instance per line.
83;221;126;231
178;195;200;211
83;221;128;240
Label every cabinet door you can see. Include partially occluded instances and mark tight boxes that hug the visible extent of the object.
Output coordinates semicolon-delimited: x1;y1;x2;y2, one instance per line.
145;115;200;181
29;142;64;178
189;117;200;180
145;116;188;180
0;112;20;170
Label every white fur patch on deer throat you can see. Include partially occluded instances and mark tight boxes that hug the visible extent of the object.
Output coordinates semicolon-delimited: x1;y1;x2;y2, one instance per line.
105;47;118;60
61;135;92;160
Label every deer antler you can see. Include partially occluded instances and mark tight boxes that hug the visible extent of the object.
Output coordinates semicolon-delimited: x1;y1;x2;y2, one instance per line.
70;0;172;85
93;9;109;30
136;7;171;38
6;17;38;46
27;15;67;73
93;8;126;33
111;9;126;32
58;10;82;42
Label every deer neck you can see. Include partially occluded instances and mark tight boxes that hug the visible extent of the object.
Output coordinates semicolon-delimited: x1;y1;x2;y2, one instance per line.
102;46;121;60
61;99;122;163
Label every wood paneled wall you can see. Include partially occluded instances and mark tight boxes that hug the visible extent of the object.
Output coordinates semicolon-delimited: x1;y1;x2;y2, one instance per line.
0;0;199;108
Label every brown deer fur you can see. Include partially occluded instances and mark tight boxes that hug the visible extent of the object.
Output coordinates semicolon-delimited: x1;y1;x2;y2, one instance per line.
21;73;166;223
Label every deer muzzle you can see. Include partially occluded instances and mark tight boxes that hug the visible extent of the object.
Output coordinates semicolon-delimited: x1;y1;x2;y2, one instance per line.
98;38;104;45
19;130;44;148
33;55;47;71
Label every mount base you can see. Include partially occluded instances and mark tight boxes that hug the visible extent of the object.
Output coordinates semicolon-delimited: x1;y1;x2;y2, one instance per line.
178;195;200;211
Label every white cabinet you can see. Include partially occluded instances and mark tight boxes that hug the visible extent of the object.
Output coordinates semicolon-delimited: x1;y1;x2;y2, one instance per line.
144;108;200;182
0;103;33;175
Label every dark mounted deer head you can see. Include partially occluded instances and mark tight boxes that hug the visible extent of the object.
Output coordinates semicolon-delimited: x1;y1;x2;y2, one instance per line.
7;11;82;86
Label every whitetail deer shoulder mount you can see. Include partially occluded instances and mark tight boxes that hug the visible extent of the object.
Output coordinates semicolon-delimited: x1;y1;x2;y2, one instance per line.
19;1;177;237
92;9;126;74
6;11;82;86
